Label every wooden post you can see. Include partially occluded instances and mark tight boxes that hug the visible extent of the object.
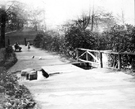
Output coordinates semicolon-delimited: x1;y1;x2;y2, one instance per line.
76;48;79;62
99;51;103;68
24;38;27;46
118;53;121;70
86;50;88;61
86;50;89;67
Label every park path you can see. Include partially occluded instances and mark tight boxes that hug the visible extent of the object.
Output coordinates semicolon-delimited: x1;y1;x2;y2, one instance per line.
9;45;135;109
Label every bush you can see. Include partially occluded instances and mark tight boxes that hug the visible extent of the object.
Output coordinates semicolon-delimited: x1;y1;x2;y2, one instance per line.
34;31;61;51
5;46;14;54
101;24;135;52
0;46;17;69
65;26;96;49
33;27;100;59
100;24;135;69
33;24;135;70
5;46;14;59
0;66;36;109
33;34;44;48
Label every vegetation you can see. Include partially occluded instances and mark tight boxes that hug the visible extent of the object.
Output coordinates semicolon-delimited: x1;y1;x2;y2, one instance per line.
0;46;37;109
0;46;17;69
0;68;36;109
32;10;120;54
100;24;135;52
0;7;7;48
0;1;44;106
33;15;135;69
0;0;45;48
1;1;135;108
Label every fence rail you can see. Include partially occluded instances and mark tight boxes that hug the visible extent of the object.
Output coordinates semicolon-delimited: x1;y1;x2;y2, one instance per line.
76;48;135;70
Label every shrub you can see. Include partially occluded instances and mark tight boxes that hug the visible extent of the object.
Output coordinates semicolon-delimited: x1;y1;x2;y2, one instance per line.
5;46;14;59
5;46;14;54
33;31;64;53
101;24;135;52
33;24;135;69
0;46;17;69
33;34;44;48
0;67;36;109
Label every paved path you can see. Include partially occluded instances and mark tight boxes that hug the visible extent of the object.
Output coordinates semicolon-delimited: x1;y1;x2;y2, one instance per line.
9;45;135;109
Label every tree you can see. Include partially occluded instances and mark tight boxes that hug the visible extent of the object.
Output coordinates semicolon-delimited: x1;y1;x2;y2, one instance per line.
28;8;45;31
0;6;7;48
6;1;28;30
0;1;29;48
64;23;96;50
62;9;117;50
74;13;91;31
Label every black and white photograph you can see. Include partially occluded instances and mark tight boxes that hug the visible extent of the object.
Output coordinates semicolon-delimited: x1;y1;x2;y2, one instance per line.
0;0;135;109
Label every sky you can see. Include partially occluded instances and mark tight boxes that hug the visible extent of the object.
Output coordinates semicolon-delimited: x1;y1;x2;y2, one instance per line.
0;0;135;29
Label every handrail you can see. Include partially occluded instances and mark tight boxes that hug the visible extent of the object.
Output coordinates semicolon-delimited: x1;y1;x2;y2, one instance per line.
76;48;135;70
77;48;100;53
77;48;135;55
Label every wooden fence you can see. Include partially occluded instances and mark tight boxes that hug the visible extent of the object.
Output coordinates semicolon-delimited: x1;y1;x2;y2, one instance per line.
76;48;135;70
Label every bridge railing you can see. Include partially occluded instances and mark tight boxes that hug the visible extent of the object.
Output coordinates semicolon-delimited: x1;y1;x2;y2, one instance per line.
75;48;101;68
76;48;135;70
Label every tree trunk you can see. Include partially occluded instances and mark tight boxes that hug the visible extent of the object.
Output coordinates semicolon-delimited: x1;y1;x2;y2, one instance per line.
91;14;94;31
0;10;6;48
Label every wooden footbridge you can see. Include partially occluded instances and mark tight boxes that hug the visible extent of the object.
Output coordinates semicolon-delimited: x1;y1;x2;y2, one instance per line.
75;48;135;70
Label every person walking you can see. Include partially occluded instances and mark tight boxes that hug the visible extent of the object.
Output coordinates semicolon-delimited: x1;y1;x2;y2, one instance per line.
27;42;30;50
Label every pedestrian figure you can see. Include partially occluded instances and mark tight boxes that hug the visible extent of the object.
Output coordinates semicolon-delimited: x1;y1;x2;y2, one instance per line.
14;42;22;51
27;42;30;50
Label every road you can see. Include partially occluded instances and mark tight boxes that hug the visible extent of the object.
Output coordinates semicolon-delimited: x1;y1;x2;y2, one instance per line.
9;45;135;109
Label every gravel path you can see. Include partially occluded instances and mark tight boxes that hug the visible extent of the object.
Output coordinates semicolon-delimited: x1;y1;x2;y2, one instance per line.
9;45;135;109
8;45;71;73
